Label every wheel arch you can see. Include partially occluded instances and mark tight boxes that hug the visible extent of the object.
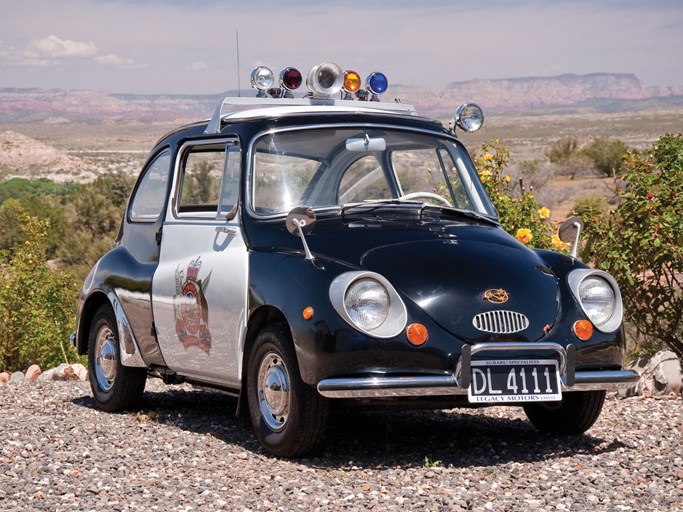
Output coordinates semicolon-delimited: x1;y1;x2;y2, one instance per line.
76;289;147;368
76;291;111;355
238;305;288;416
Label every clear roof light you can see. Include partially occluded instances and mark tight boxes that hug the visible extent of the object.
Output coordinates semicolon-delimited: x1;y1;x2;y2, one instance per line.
250;66;275;91
306;62;343;98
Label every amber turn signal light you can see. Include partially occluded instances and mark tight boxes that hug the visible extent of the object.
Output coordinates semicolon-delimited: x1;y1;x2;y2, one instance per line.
573;319;593;341
303;306;314;320
406;323;428;346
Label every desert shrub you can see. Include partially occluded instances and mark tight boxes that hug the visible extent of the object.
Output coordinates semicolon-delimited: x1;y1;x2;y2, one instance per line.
0;204;83;372
572;194;610;217
0;195;71;258
547;136;580;165
474;140;568;252
581;137;627;177
0;177;79;205
582;134;683;358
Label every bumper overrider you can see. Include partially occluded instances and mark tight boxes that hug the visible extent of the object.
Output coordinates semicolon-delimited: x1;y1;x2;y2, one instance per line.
316;342;640;399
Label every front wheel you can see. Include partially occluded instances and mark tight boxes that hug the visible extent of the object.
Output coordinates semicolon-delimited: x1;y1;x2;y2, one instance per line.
523;390;606;435
247;323;328;457
88;305;147;412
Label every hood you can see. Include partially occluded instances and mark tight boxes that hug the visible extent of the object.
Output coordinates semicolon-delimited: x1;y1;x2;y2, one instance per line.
361;233;560;343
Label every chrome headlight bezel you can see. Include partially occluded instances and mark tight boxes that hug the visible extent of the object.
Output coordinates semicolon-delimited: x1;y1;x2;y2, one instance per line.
329;271;407;338
567;269;623;333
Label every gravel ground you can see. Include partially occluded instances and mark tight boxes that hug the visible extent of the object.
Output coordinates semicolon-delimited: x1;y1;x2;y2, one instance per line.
1;379;681;512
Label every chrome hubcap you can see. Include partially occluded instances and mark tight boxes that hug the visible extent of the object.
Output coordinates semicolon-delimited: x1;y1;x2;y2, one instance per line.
95;326;117;392
257;353;290;432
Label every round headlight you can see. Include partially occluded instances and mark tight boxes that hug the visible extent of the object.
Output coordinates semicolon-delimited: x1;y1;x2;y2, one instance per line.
578;276;616;326
344;278;390;331
453;103;484;133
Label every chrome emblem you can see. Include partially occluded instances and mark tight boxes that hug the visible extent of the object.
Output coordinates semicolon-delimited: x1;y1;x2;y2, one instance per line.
483;289;509;304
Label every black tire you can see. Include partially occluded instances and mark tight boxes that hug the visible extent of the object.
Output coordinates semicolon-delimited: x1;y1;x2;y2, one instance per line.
247;323;329;457
87;305;147;412
523;390;606;435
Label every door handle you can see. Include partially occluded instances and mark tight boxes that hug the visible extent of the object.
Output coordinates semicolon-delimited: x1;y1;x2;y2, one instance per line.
217;226;238;236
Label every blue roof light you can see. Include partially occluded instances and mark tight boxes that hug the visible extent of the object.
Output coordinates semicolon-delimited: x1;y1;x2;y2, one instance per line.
366;72;388;96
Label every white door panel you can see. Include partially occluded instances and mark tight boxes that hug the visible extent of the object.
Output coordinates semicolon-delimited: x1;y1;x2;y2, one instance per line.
152;218;247;386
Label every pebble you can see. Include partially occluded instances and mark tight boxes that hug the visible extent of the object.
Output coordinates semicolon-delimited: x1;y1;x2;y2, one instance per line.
0;380;681;511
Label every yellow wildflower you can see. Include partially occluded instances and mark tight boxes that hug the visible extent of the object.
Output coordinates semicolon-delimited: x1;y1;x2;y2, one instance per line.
552;234;571;251
516;228;533;245
504;175;511;183
538;207;550;219
484;153;494;161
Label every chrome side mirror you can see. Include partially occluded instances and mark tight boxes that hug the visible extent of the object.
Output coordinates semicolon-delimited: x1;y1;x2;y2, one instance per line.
286;207;316;261
558;216;584;259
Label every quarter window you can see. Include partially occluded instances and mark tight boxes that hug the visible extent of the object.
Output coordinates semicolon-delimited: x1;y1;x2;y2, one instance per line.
129;149;171;221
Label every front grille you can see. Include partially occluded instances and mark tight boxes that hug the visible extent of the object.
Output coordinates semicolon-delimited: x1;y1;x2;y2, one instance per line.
472;310;529;334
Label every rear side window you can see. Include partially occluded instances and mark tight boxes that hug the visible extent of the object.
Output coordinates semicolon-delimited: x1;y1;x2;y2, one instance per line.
129;149;171;221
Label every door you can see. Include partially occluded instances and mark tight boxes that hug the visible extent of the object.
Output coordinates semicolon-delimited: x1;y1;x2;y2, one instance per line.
152;139;248;387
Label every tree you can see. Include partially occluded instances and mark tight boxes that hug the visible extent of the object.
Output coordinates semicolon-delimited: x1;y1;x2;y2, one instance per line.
582;134;683;358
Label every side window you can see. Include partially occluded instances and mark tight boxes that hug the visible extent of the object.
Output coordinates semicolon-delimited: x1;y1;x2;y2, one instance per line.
129;149;171;221
178;148;224;214
338;156;391;204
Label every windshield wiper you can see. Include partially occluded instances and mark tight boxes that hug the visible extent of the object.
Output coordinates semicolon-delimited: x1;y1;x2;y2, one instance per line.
340;199;423;216
340;200;498;226
420;204;499;226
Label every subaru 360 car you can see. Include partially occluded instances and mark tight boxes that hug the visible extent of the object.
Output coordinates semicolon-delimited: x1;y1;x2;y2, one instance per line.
71;62;639;457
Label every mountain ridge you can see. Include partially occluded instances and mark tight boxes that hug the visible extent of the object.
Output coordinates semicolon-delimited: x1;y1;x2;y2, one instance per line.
2;73;682;123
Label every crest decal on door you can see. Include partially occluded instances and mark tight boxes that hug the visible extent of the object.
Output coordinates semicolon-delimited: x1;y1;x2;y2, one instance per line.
173;256;212;354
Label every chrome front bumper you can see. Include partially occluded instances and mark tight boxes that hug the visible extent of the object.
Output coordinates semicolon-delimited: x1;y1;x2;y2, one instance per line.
316;342;640;399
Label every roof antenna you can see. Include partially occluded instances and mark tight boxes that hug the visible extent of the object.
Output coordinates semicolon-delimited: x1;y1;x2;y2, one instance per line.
236;30;241;97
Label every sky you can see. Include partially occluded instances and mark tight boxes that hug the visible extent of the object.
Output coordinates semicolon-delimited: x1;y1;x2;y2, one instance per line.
1;0;682;95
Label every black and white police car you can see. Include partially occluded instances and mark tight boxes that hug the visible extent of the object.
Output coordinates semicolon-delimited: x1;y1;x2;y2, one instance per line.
71;62;638;456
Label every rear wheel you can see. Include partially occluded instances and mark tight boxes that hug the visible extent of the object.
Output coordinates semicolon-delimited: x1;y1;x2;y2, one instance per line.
523;390;606;435
247;323;328;457
88;305;147;412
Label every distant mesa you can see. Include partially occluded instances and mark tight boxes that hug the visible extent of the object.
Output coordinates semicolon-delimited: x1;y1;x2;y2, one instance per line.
1;73;682;123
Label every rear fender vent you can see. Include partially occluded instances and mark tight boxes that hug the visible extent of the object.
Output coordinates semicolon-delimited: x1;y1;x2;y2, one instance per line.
472;310;529;334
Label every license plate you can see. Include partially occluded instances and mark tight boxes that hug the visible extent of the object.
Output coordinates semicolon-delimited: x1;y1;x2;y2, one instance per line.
467;359;562;403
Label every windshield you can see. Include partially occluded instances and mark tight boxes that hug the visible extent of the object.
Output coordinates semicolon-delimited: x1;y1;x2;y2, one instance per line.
249;127;497;218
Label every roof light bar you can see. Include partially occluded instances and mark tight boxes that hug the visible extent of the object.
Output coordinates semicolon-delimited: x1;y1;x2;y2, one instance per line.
307;62;344;98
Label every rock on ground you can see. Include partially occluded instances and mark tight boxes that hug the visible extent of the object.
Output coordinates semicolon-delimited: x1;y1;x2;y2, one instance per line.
624;351;683;397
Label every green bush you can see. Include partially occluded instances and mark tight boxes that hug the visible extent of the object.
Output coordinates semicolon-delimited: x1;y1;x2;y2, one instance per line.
572;194;610;218
0;204;84;372
0;177;79;205
581;137;628;177
583;134;683;358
